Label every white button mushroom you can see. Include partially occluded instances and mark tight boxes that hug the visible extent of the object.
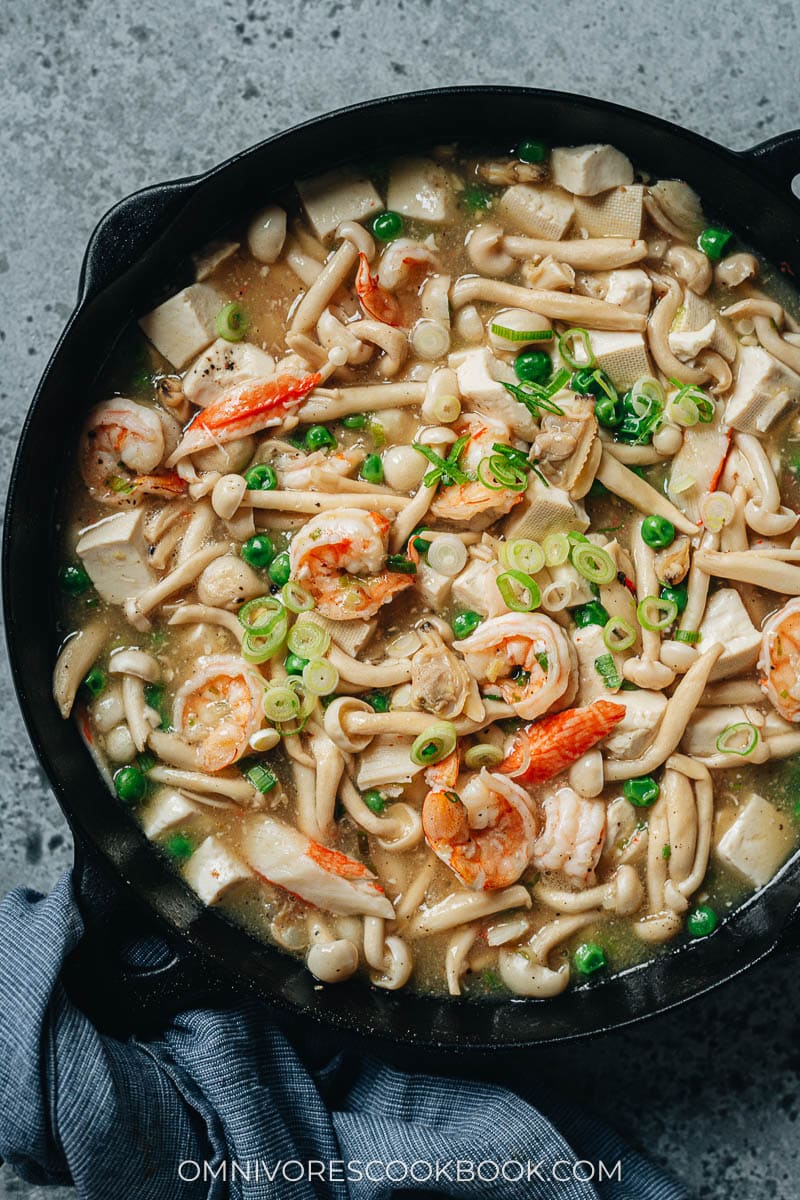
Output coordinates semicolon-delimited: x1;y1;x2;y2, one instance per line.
211;473;247;521
247;205;287;264
197;554;265;610
192;436;256;475
105;723;137;763
90;686;126;733
306;938;359;983
498;949;570;997
381;444;427;491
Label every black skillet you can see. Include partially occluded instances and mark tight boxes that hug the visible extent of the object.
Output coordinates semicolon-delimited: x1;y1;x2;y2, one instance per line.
5;87;800;1050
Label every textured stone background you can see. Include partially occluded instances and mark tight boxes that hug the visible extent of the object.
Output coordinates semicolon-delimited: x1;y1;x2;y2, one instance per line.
1;0;799;1196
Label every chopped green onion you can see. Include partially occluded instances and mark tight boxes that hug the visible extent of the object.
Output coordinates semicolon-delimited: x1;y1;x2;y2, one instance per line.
410;721;457;766
573;601;610;629
216;302;248;342
238;595;284;634
302;658;339;696
426;536;467;577
385;553;417;575
543;532;571;566
430;394;461;423
464;743;505;769
243;762;278;794
637;595;678;632
365;691;390;713
674;628;701;644
502;538;545;576
60;563;91;596
715;722;759;757
502;379;565;417
489;323;553;342
557;327;594;370
413;434;473;488
496;569;541;612
82;666;107;698
144;683;170;731
285;652;308;676
263;686;302;723
242;620;287;664
477;455;527;492
570;542;616;585
594;653;622;690
368;418;386;448
281;581;315;613
603;617;636;652
287;621;330;659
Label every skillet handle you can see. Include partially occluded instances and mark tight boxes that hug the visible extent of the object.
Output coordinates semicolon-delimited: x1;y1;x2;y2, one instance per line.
78;177;198;305
63;843;227;1037
743;131;800;196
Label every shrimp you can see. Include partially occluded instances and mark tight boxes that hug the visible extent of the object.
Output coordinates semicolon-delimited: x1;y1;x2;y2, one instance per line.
173;654;264;771
457;612;577;721
80;398;186;505
501;700;627;785
279;446;363;490
430;414;525;526
377;238;440;291
531;786;606;885
289;507;414;620
242;813;394;918
422;767;538;891
355;252;402;326
166;372;321;465
758;597;800;721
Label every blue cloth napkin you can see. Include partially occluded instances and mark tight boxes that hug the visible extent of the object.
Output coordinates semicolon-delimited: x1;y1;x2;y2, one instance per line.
0;872;688;1199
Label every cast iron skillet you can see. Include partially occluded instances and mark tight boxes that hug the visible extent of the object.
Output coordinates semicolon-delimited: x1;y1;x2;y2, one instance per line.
5;86;800;1050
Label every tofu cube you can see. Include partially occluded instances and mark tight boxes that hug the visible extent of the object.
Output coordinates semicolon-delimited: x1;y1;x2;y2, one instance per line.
138;283;224;369
546;562;596;609
355;735;423;791
669;319;716;362
451;556;504;617
572;625;623;704
602;689;668;760
498;184;575;240
76;510;156;605
725;344;800;434
503;478;589;542
456;347;538;439
605;269;652;315
697;588;761;680
182;835;253;905
573;329;652;390
681;705;754;758
551;144;634;196
386;158;452;224
574;185;644;238
296;168;383;239
301;613;376;657
716;793;793;887
141;788;206;840
415;559;453;610
193;239;240;281
673;291;737;361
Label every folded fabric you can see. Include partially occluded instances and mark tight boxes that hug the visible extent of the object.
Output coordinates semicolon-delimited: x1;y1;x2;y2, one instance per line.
0;872;687;1199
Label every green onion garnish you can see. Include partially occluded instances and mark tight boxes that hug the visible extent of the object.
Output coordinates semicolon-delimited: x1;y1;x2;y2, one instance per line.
715;722;759;757
412;434;473;488
410;722;457;767
557;327;594;371
243;762;278;794
674;629;701;644
570;542;616;585
496;569;541;612
594;653;622;690
386;553;417;575
490;323;554;342
603;616;636;652
216;301;249;342
287;621;330;659
637;595;678;632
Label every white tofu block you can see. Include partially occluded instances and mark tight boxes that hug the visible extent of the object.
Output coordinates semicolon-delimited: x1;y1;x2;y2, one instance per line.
574;186;644;238
193;240;240;281
296;169;383;239
183;338;276;408
76;510;156;605
572;625;623;704
141;788;204;840
386;157;452;224
697;588;761;681
666;418;731;523
669;319;716;362
498;184;574;241
138;283;224;369
574;329;652;390
604;269;652;315
355;735;423;791
602;689;668;760
301;613;376;657
724;344;800;434
415;559;453;610
503;478;589;542
551;144;634;196
547;562;596;609
716;793;793;887
673;291;737;361
183;835;252;905
451;556;505;617
456;347;538;439
681;705;755;758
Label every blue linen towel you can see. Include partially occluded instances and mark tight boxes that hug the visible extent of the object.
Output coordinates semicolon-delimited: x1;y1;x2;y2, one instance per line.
0;871;688;1199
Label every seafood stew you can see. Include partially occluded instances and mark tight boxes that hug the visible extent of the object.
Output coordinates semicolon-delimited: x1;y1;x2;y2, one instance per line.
53;140;800;999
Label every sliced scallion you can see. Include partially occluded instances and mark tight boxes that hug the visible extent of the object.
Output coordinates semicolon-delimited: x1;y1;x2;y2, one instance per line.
674;629;701;644
496;569;541;612
287;621;330;659
464;743;505;769
594;653;622;690
603;616;636;652
426;535;467;577
570;542;616;585
410;722;457;767
302;658;339;696
715;722;759;756
281;581;315;614
502;538;545;576
243;762;278;794
216;302;248;342
637;595;678;632
262;686;301;724
543;532;571;566
477;455;527;492
490;323;553;342
557;327;594;370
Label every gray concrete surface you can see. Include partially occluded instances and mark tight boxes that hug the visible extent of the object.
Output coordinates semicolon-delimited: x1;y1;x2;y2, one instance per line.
0;0;799;1196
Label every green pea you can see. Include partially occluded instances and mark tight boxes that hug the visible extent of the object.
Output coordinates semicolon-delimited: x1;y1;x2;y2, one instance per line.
114;765;147;805
641;514;675;549
360;453;384;485
305;425;336;452
82;666;107;697
594;394;623;428
452;610;483;641
517;139;548;164
514;349;551;385
573;601;610;629
574;942;607;976
459;184;493;213
371;210;404;242
687;905;718;938
366;691;390;713
241;534;275;569
660;584;688;614
165;832;194;862
342;413;368;430
244;463;277;491
285;652;309;676
60;563;91;596
697;227;733;261
362;789;387;814
268;551;291;588
623;775;660;807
